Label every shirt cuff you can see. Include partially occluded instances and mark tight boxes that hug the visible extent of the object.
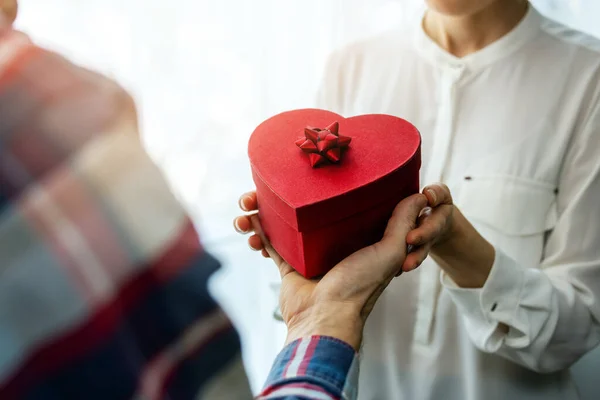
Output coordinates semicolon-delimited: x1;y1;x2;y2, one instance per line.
258;336;359;400
440;247;526;352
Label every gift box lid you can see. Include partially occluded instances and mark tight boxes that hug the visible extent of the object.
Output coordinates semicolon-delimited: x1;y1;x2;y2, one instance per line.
249;109;421;233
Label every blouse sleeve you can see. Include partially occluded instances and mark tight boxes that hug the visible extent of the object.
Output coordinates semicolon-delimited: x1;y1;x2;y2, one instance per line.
442;83;600;373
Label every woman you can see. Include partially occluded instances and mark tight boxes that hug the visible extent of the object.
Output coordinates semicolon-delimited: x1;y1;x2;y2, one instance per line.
235;0;600;399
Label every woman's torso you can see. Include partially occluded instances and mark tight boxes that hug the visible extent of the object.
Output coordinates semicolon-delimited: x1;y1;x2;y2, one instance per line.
317;7;600;400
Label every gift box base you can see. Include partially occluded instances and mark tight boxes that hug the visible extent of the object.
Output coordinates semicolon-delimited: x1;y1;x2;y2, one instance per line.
259;180;419;278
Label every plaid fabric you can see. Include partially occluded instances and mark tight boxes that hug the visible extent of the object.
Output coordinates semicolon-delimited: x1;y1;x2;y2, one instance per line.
0;19;358;400
0;23;250;400
259;337;359;400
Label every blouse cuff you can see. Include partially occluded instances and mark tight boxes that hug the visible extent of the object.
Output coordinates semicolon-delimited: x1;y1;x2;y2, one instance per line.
440;247;526;352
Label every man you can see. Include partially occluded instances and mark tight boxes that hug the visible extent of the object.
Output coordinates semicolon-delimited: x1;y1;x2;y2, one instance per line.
0;2;428;399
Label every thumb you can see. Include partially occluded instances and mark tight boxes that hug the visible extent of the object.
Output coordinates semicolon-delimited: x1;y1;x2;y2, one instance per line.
423;182;453;207
381;194;428;244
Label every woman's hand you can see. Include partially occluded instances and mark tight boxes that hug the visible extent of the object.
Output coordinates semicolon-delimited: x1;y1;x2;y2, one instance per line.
404;183;456;271
234;191;428;350
406;183;496;288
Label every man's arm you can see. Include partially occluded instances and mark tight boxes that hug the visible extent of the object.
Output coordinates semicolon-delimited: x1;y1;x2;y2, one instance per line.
236;190;429;399
0;25;365;400
257;337;358;400
0;27;254;399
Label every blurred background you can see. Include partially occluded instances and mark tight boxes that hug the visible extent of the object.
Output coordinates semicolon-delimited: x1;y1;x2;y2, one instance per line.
14;0;600;395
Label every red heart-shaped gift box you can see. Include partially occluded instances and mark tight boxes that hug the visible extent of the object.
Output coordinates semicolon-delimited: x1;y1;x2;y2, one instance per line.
249;109;421;278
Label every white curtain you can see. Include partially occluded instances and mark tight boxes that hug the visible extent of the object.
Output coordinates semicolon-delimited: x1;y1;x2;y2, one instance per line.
14;0;600;393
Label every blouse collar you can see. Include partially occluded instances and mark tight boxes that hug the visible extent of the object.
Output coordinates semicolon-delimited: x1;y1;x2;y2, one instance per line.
413;5;543;71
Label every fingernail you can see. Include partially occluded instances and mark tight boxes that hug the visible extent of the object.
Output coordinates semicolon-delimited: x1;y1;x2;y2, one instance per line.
239;196;249;211
425;189;437;205
420;207;432;218
234;218;244;233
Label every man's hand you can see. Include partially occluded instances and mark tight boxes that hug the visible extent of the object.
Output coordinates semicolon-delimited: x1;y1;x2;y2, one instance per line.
234;192;427;350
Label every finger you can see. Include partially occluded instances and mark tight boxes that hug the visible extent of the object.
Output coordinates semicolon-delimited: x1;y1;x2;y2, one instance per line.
374;194;428;275
395;244;417;277
248;234;264;251
239;191;258;212
233;215;253;234
250;214;295;278
419;207;433;219
402;244;431;272
249;215;275;258
406;206;451;246
423;183;453;207
261;249;270;258
382;193;428;244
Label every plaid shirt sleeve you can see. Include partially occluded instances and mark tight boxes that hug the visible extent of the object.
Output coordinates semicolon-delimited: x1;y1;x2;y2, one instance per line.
0;21;360;400
258;336;359;400
0;22;252;400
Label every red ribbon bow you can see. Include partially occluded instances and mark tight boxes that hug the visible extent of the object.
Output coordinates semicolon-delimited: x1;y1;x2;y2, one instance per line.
295;122;352;168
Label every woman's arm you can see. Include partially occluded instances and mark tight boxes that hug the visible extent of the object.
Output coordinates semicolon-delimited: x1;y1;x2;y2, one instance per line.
411;96;600;373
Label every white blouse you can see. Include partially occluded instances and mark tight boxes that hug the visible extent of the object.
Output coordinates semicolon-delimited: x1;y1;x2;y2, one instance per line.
317;6;600;400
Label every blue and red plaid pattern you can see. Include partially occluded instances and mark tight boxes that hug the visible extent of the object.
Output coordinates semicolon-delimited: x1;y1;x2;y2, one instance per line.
259;336;358;400
0;18;358;400
0;21;250;399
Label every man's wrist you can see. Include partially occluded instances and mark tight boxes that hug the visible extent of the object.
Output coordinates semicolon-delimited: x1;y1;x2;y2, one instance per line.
285;304;364;351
